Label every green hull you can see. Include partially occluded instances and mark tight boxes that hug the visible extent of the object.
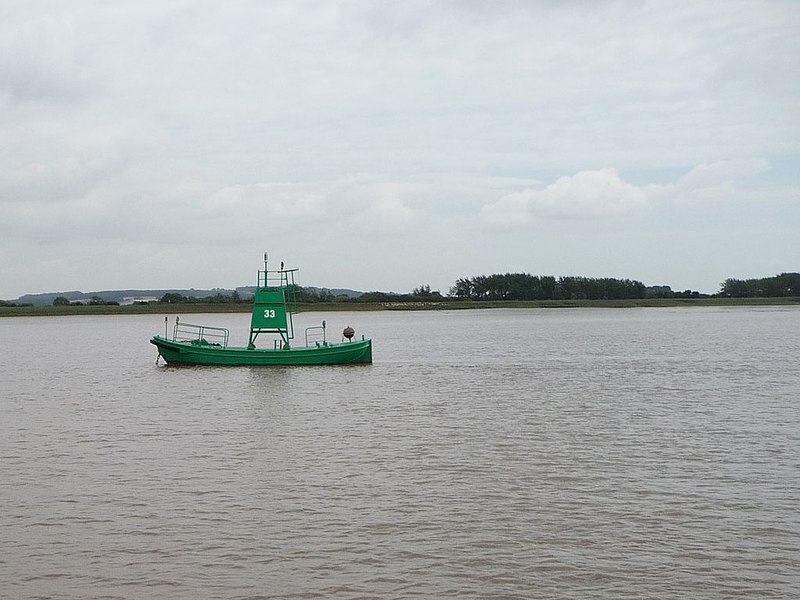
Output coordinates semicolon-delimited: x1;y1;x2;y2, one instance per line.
151;336;372;366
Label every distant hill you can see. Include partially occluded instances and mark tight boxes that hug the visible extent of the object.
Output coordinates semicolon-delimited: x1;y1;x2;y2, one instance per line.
13;288;238;306
236;286;363;299
10;285;364;306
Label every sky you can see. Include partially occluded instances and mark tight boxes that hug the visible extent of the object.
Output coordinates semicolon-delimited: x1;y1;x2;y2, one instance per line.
1;0;798;299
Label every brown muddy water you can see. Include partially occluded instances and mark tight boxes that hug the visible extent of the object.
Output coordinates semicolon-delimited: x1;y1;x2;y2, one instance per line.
1;307;798;599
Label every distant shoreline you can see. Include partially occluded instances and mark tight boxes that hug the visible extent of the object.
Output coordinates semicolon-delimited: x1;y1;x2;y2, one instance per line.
1;296;798;317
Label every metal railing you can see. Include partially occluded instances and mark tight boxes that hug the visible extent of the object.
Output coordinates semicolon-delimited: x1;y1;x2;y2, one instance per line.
305;323;327;347
257;268;298;288
172;317;229;347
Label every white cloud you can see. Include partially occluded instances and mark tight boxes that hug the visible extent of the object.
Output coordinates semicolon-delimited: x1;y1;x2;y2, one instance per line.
480;192;532;228
674;158;770;191
362;195;414;227
204;183;327;221
326;177;417;233
647;158;772;204
482;168;648;227
481;159;776;229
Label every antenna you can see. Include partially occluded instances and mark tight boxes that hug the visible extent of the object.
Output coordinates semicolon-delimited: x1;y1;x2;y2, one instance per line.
264;252;269;272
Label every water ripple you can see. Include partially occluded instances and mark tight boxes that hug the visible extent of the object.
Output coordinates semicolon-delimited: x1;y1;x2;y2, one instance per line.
1;308;799;598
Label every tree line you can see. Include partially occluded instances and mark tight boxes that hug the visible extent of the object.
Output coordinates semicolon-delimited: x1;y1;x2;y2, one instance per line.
448;272;800;301
41;272;800;306
720;273;800;297
449;274;648;301
158;291;244;304
156;285;445;305
52;295;120;306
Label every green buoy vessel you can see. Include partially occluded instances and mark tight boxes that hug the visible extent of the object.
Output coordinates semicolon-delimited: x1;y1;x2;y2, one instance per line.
150;254;372;366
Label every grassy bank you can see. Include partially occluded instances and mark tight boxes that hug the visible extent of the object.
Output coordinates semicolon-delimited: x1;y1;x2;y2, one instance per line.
2;296;799;317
